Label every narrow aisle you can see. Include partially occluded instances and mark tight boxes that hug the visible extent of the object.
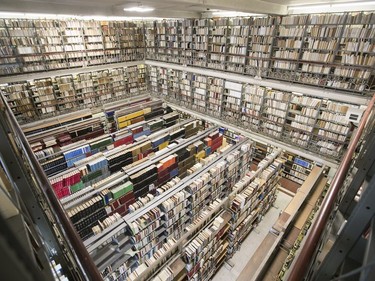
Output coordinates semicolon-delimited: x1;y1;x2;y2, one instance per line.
212;191;293;281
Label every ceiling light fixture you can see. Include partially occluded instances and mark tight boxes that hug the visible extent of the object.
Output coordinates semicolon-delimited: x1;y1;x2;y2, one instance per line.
212;11;264;17
0;12;168;20
334;1;375;7
288;4;330;11
123;7;155;12
288;1;375;11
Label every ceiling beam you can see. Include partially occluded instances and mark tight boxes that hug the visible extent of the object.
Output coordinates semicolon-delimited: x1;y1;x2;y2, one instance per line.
0;0;200;18
0;0;287;17
0;0;113;16
165;0;288;15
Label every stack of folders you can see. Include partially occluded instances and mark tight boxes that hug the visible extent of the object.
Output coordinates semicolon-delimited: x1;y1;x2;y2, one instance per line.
63;144;91;167
49;168;81;199
170;128;185;142
184;214;225;277
184;121;199;138
108;181;135;216
42;156;67;176
157;154;178;186
67;195;106;239
155;177;181;196
129;207;162;237
128;193;155;213
163;112;179;127
113;131;133;147
107;150;133;173
130;165;158;199
92;212;122;235
149;119;164;132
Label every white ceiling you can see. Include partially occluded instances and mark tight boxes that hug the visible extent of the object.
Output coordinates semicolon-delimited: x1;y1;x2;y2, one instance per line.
0;0;373;18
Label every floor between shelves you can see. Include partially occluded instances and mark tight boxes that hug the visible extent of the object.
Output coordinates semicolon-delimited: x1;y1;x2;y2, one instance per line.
212;191;293;281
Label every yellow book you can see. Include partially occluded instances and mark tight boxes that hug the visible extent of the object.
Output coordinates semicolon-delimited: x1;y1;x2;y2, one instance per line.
158;141;169;150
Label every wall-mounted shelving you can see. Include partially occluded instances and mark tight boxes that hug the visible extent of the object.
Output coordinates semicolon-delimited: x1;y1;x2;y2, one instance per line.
241;84;264;131
1;81;37;121
0;64;147;122
146;12;375;94
147;64;364;159
282;151;314;184
0;18;146;76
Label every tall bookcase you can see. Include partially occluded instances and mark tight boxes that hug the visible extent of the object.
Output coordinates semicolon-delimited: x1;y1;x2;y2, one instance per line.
283;94;321;148
226;17;251;73
271;15;307;78
0;18;147;76
192;18;210;68
0;64;147;122
208;18;228;71
83;20;105;66
241;84;264;131
181;19;194;65
166;20;182;64
145;12;374;94
61;20;86;68
191;73;207;113
261;89;290;139
147;65;364;159
247;16;279;77
1;81;37;121
207;77;224;119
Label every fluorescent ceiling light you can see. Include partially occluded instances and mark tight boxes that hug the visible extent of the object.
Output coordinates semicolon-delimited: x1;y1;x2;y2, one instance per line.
124;7;154;12
334;1;375;7
212;11;264;17
288;1;375;10
292;92;303;96
0;12;165;20
288;5;330;10
0;12;74;19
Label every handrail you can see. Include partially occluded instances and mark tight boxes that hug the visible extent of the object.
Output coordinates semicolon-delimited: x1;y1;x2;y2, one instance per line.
287;93;375;281
0;94;103;281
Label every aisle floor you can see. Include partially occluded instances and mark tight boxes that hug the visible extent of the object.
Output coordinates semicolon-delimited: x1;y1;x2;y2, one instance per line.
212;191;293;281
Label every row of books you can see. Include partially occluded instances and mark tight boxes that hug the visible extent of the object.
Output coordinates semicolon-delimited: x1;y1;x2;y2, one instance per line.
104;143;308;281
34;112;194;193
125;141;253;279
59;127;220;240
1;65;147;121
32;111;169;175
90;138;251;280
143;14;373;92
148;65;361;158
